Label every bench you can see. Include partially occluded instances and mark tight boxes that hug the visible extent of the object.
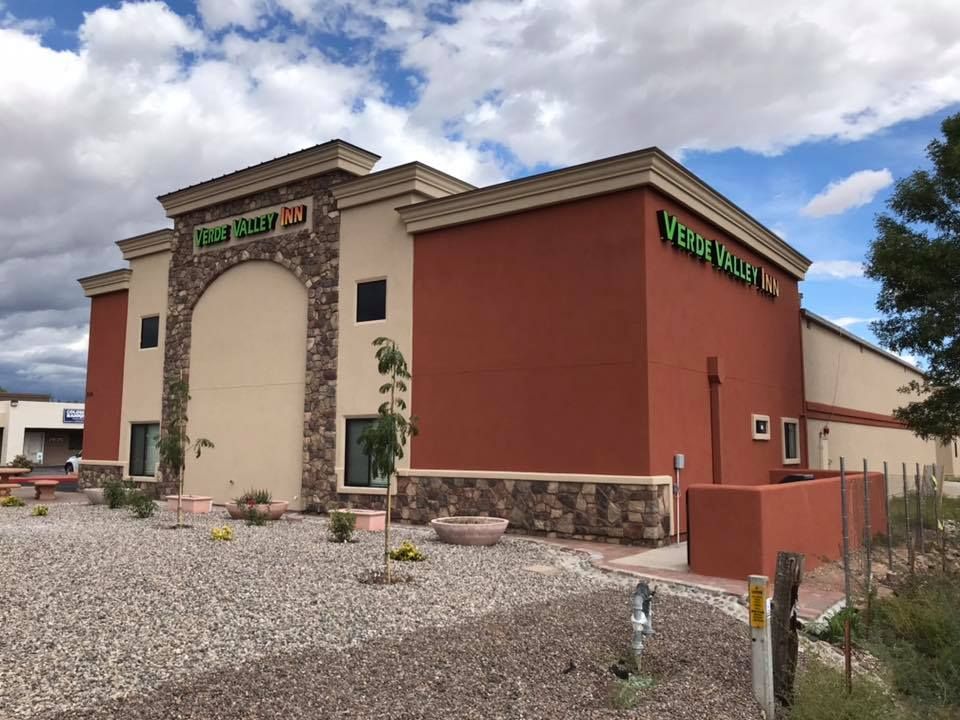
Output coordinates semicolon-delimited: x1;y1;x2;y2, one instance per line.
0;483;21;498
32;480;59;501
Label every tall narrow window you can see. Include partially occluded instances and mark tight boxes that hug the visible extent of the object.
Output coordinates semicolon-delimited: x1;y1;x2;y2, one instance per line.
130;423;160;476
356;279;386;323
344;418;388;487
782;418;800;465
140;315;160;349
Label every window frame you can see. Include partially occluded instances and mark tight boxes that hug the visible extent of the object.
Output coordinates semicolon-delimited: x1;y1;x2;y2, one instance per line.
129;422;160;477
355;278;387;324
781;417;800;465
752;413;771;441
343;417;389;489
139;314;160;350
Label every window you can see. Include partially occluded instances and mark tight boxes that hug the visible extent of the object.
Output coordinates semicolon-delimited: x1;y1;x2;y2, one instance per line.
344;418;388;488
130;423;160;476
356;279;386;323
782;418;800;464
140;315;160;349
752;414;771;440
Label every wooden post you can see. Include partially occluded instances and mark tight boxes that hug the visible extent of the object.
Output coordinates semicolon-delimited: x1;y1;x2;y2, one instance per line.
863;459;872;638
772;551;804;708
839;457;852;608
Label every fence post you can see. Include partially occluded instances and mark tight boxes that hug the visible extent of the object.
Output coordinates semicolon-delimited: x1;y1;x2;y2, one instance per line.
772;552;804;709
863;459;872;636
902;461;914;574
883;461;893;572
839;457;852;608
749;575;776;720
915;462;924;553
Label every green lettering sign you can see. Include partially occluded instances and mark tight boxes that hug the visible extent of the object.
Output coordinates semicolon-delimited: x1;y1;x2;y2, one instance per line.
656;209;779;298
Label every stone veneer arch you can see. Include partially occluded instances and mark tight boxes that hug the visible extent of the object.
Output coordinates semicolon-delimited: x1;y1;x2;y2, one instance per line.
160;170;354;505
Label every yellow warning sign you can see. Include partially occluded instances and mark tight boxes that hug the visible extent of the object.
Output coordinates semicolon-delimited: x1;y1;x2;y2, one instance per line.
749;583;766;629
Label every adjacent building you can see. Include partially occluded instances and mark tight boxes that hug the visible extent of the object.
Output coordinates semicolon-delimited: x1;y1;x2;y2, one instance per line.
0;393;84;468
77;140;949;543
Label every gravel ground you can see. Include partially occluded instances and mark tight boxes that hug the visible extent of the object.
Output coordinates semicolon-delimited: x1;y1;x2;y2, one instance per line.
1;504;759;719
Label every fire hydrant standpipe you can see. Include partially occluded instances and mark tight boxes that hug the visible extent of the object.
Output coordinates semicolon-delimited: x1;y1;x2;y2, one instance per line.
630;581;655;670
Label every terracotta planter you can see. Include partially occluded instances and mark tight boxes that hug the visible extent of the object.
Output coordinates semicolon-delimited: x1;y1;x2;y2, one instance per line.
165;495;213;514
84;488;105;505
225;501;289;521
343;509;386;531
430;516;509;546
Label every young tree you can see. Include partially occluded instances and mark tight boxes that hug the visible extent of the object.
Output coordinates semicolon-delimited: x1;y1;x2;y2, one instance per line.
156;377;214;528
865;112;960;443
359;337;418;583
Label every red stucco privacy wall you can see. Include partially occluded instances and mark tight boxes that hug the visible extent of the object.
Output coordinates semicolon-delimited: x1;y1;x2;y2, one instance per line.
83;291;127;460
411;191;649;475
687;472;888;580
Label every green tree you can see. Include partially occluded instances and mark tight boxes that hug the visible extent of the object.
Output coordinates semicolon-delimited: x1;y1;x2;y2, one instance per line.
156;377;214;528
359;337;418;583
866;113;960;443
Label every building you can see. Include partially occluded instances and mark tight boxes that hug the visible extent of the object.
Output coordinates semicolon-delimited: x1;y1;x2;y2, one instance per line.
0;393;84;468
77;140;947;543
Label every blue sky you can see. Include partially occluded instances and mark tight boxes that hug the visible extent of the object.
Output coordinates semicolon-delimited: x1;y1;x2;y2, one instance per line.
1;0;959;398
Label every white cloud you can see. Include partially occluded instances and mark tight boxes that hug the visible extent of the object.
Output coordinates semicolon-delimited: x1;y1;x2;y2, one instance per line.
806;261;866;280
897;352;920;367
801;169;894;217
826;316;877;329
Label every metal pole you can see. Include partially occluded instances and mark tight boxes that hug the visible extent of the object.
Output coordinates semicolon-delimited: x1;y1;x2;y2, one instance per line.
883;461;893;571
863;458;872;594
902;461;913;575
844;617;852;695
839;457;852;608
749;575;776;720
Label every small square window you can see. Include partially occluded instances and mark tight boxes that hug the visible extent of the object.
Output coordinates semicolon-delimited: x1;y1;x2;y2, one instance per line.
140;315;160;349
356;280;386;323
782;418;800;465
344;418;388;488
752;414;771;441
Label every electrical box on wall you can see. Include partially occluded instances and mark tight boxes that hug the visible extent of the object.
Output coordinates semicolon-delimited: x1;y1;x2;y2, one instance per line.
674;453;685;470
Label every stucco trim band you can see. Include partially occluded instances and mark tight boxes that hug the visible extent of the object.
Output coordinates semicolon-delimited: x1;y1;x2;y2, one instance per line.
805;401;907;430
332;162;475;209
398;148;810;278
78;269;131;297
157;140;380;217
117;229;174;260
399;468;672;486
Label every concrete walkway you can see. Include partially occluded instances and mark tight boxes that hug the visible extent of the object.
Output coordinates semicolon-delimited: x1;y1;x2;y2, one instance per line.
540;537;844;620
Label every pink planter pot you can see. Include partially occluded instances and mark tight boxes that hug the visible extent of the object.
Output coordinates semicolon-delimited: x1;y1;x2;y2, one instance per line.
165;495;213;514
344;509;386;531
430;516;509;546
225;501;289;521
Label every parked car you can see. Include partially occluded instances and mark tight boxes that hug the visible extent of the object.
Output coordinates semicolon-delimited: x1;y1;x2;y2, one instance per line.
65;452;82;474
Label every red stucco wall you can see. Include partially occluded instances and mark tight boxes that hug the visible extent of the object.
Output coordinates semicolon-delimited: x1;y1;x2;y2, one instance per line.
411;191;649;474
83;291;127;460
687;472;888;579
641;187;805;494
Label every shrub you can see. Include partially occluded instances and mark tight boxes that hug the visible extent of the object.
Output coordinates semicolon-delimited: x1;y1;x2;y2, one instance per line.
245;507;268;526
128;492;157;519
8;454;33;470
608;675;655;710
103;479;131;509
328;509;356;543
389;539;426;562
807;606;861;646
1;495;26;508
235;488;272;505
211;525;234;541
31;505;49;516
789;660;903;720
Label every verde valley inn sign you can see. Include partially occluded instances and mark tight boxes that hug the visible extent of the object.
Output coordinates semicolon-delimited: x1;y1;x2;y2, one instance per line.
657;210;780;298
194;199;311;249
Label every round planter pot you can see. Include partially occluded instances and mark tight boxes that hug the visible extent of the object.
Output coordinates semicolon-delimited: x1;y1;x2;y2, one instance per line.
430;516;509;546
226;501;289;521
84;488;105;505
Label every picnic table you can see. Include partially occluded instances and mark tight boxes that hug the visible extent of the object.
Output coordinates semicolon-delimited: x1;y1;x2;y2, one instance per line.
0;467;31;480
0;483;22;497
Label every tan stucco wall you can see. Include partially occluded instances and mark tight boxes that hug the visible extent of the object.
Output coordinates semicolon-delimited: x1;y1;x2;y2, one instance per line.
802;317;943;488
803;318;923;414
116;250;170;473
334;194;420;492
0;400;84;464
184;261;307;506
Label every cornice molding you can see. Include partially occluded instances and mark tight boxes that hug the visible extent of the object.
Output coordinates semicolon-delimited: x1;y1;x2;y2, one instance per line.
398;148;811;279
332;162;474;209
157;140;381;217
78;269;131;297
116;229;173;260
